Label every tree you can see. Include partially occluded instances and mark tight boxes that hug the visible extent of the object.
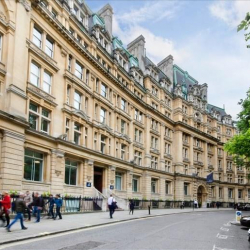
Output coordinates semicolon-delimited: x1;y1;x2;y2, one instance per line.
237;12;250;48
224;89;250;170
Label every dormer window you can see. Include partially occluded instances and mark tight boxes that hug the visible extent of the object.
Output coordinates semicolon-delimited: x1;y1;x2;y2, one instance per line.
73;5;79;16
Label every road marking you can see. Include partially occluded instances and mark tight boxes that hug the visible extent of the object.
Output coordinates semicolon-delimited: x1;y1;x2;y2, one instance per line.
223;223;231;227
216;233;234;240
220;227;229;232
212;245;236;250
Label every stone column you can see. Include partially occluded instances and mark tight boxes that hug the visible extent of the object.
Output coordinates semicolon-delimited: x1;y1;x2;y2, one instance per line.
106;165;116;196
0;131;25;191
142;171;151;199
174;176;184;201
204;142;208;177
160;123;165;171
173;130;183;173
50;149;65;195
127;170;133;198
160;177;165;200
129;120;134;162
83;160;93;197
189;135;194;175
144;115;151;168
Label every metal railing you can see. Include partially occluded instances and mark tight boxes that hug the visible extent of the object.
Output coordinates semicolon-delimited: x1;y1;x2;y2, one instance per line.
0;195;103;214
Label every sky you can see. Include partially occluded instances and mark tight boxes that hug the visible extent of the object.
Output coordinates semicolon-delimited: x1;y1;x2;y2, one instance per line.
85;0;250;120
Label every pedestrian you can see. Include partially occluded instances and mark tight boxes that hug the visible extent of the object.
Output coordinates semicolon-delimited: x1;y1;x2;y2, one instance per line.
129;200;135;215
194;200;198;208
6;192;27;232
54;194;62;220
107;194;116;219
216;201;220;209
24;190;32;221
46;194;55;219
0;191;11;227
180;201;185;209
30;192;44;223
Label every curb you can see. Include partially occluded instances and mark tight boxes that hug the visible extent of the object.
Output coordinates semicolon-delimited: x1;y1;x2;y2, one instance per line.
0;209;231;246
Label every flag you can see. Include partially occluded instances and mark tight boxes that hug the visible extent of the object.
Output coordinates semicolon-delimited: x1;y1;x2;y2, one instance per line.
206;172;214;183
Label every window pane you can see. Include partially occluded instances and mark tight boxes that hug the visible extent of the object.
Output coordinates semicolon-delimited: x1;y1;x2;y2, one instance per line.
30;63;40;86
24;156;32;180
115;176;121;190
65;166;70;185
43;72;51;93
70;167;77;185
29;103;38;112
41;119;49;133
33;28;42;48
29;114;37;129
45;38;53;57
34;160;43;181
42;108;49;118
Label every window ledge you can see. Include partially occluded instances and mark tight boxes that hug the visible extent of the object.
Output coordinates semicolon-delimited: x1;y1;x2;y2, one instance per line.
22;179;51;186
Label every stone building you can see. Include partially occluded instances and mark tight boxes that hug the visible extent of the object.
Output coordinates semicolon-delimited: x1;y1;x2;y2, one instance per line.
0;0;249;207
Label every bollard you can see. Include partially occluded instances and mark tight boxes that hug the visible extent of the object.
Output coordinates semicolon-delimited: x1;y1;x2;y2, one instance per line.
148;205;151;215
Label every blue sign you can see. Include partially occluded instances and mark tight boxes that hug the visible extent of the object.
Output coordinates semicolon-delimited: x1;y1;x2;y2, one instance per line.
110;185;114;190
237;211;241;216
206;172;214;183
86;182;91;187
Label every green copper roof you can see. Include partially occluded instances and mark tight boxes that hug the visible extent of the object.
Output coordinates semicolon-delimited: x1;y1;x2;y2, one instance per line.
173;65;198;87
93;14;105;27
113;37;139;67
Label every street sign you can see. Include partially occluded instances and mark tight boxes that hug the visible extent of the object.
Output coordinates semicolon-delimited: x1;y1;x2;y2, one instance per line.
86;182;91;187
236;211;242;222
110;185;114;190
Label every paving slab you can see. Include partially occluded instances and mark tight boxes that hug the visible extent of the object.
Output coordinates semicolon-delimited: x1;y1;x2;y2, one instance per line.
0;208;232;245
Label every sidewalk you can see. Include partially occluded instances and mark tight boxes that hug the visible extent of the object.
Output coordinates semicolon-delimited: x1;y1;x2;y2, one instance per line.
0;208;232;245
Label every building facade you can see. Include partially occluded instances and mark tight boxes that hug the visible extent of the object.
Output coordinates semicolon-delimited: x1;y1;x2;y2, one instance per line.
0;0;249;206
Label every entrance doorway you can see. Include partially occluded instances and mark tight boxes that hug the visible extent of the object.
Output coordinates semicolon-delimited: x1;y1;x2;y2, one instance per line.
94;167;103;193
197;185;207;208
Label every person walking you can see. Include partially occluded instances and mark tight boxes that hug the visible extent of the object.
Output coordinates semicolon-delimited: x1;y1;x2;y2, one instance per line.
0;191;11;227
194;200;198;208
107;194;116;219
54;194;62;220
30;192;44;223
216;201;220;209
24;191;32;221
46;194;55;219
6;192;27;232
129;200;135;215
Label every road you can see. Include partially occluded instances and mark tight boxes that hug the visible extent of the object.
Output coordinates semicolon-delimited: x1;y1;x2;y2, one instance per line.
1;211;249;250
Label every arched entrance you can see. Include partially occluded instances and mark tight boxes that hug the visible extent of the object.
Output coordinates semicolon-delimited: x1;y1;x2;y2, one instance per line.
197;185;207;208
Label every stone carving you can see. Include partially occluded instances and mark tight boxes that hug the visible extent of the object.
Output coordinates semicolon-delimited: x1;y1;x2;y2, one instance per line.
58;133;67;140
28;84;55;103
73;110;89;121
28;40;59;71
174;83;182;97
0;11;6;21
17;0;31;12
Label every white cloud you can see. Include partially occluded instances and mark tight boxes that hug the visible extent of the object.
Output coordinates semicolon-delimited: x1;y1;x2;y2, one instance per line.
209;1;250;28
112;1;250;120
179;31;250;120
116;1;181;24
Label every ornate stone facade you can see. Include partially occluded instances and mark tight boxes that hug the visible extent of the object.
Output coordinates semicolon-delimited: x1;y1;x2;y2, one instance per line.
0;0;248;207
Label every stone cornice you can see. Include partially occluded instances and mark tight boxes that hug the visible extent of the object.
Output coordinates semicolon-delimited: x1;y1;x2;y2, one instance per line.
0;110;29;129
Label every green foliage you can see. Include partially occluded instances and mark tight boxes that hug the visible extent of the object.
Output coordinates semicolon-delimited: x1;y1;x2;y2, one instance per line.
225;90;250;170
237;89;250;133
42;191;51;197
9;190;18;195
238;12;250;48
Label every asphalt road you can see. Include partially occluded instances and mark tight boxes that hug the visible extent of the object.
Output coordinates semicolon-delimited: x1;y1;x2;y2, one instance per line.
1;211;250;250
